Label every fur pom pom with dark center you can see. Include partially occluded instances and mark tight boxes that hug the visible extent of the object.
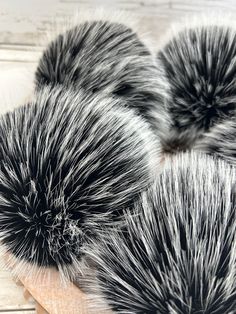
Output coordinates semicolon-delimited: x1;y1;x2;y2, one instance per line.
86;153;236;313
35;20;166;124
157;25;236;153
196;120;236;166
0;86;159;276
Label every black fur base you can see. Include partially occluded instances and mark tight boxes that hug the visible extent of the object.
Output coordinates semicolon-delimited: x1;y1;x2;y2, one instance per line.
0;85;158;274
196;120;236;165
87;153;236;313
35;20;165;125
157;25;236;153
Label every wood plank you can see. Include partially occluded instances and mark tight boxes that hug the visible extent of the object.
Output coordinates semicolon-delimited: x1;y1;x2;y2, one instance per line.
1;0;236;47
0;49;41;62
19;269;89;314
2;253;112;314
0;254;35;311
0;65;36;115
0;310;35;314
0;277;34;311
0;252;34;311
1;250;112;314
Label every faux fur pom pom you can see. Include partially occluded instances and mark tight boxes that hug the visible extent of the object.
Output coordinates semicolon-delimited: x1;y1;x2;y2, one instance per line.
35;18;167;126
156;21;236;154
0;86;159;279
85;153;236;313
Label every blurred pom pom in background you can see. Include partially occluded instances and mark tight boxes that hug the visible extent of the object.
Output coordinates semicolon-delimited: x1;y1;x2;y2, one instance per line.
35;14;168;132
156;17;236;154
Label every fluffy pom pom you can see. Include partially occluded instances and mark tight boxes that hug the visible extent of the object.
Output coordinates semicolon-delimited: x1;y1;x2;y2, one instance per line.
86;152;236;313
35;19;167;125
157;25;236;152
195;120;236;166
0;85;159;278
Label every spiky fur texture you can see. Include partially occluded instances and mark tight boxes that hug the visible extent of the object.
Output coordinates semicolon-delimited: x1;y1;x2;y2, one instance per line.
35;20;168;125
85;153;236;313
156;24;236;153
195;120;236;166
0;85;159;278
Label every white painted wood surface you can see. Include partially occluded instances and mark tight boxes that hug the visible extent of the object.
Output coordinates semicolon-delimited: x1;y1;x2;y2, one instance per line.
1;0;236;60
0;253;35;312
0;0;236;313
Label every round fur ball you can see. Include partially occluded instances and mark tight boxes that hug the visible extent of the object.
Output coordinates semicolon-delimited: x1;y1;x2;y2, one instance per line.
35;20;166;124
157;25;236;153
195;119;236;166
86;153;236;313
0;86;159;277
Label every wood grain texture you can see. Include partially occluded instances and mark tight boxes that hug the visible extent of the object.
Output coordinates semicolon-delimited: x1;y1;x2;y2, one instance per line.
0;310;35;314
1;0;236;48
0;254;35;312
18;268;110;314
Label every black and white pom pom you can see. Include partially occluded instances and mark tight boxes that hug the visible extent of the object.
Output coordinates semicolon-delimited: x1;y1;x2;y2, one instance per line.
35;16;168;127
156;19;236;153
0;85;159;279
86;152;236;313
195;119;236;166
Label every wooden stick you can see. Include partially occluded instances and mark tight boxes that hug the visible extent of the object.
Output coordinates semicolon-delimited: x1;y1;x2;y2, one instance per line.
19;268;89;314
